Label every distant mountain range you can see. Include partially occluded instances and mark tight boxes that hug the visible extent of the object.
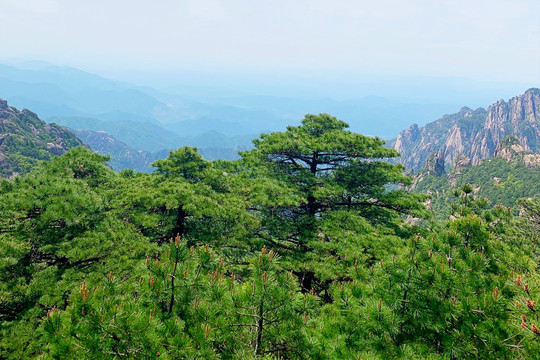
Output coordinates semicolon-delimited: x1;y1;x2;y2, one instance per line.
392;88;540;171
0;95;251;176
70;129;157;172
72;128;252;172
2;60;538;176
0;99;82;177
0;61;464;143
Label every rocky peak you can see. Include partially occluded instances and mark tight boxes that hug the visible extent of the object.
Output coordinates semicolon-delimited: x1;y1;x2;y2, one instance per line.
21;108;39;119
445;153;472;187
422;151;445;176
493;136;525;160
394;123;420;155
459;106;473;115
493;135;540;167
0;98;16;119
393;88;540;172
482;88;539;148
0;99;84;177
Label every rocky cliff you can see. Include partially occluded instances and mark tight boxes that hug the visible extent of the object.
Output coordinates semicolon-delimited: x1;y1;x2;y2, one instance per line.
411;140;540;211
0;98;83;177
393;88;540;171
493;135;540;167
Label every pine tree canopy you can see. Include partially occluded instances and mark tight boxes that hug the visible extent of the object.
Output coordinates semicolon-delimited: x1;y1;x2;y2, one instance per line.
0;117;538;359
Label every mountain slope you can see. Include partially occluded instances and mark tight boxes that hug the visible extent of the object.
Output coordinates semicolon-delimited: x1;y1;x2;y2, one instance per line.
71;129;156;172
73;128;252;172
0;64;168;120
393;88;540;171
0;99;83;177
49;116;177;152
412;135;540;213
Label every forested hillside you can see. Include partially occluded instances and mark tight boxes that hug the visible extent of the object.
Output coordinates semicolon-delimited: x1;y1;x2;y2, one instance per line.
413;135;540;215
1;114;538;359
0;98;83;177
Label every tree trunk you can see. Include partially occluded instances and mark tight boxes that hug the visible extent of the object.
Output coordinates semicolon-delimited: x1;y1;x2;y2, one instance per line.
168;206;186;313
172;206;186;240
255;299;264;355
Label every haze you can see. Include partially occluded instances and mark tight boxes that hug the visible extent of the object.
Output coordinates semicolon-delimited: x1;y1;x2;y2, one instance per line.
1;0;539;84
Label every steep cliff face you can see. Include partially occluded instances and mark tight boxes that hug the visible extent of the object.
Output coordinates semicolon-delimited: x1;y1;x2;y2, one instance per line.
0;98;83;177
394;88;540;171
411;135;540;210
422;151;446;177
409;150;446;189
394;123;420;156
474;88;539;161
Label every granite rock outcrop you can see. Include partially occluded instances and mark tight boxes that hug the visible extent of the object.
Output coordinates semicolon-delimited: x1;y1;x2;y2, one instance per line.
393;88;540;171
0;98;83;177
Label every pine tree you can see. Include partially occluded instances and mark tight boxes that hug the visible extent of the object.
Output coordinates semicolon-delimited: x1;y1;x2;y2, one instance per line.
241;114;426;295
0;148;153;358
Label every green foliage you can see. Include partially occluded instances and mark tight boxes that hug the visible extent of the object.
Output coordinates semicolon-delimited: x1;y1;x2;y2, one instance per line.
40;241;316;359
114;148;257;261
415;157;540;214
307;186;539;359
241;113;426;294
0;148;155;358
152;146;208;180
1;115;539;359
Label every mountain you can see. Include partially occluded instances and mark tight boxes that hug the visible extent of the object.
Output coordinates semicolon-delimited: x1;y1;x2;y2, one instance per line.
73;128;252;172
393;88;540;171
71;129;156;172
411;135;540;213
0;63;168;120
49;116;178;152
492;134;540;167
0;99;83;177
1;62;466;142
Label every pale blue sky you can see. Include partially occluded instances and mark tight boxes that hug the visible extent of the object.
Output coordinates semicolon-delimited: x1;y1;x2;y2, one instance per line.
0;0;539;83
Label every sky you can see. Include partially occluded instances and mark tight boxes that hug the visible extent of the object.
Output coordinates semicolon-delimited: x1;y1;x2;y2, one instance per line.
0;0;539;84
